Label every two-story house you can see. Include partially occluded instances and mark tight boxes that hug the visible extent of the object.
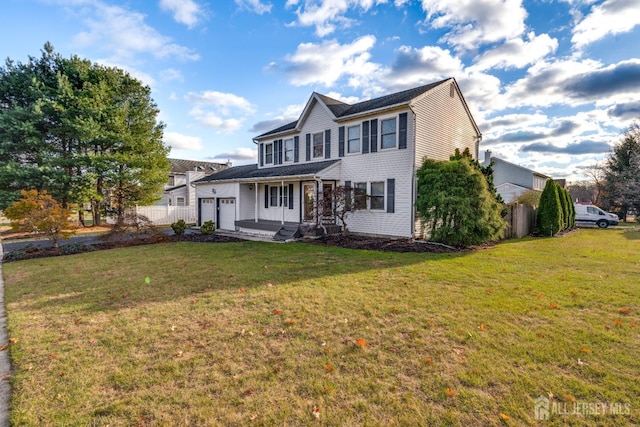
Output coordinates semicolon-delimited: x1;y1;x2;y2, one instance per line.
482;151;550;204
193;78;481;239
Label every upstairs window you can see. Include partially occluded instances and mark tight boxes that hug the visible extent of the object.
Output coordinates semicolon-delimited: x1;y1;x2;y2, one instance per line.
284;138;294;162
168;175;175;186
381;118;397;149
347;125;360;153
265;143;274;164
313;132;324;158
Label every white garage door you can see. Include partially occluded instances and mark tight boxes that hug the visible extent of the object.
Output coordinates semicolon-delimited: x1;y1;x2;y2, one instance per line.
218;198;236;230
201;199;216;223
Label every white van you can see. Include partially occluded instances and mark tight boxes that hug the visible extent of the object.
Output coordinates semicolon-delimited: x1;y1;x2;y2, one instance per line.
574;204;619;228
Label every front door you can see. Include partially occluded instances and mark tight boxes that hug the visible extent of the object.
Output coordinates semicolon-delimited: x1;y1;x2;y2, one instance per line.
303;183;315;222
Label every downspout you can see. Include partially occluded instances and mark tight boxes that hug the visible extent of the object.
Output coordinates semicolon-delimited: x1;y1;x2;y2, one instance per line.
409;105;417;239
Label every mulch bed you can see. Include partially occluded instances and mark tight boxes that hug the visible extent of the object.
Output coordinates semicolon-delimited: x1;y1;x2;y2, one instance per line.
2;231;464;262
309;234;462;253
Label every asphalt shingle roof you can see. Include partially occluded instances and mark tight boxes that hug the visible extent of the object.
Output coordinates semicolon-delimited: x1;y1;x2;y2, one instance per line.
256;79;449;139
169;158;229;175
194;159;341;183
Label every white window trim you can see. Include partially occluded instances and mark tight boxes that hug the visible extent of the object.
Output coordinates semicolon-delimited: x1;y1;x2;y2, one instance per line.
380;116;397;150
269;186;278;207
176;197;186;207
347;125;361;154
369;181;385;210
265;142;274;165
284;138;294;163
313;132;324;158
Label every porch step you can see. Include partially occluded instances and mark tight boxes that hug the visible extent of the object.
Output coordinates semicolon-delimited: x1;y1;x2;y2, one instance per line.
273;225;301;242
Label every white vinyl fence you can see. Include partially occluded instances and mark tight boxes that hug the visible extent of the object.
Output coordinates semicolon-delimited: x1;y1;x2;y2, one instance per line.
126;206;197;225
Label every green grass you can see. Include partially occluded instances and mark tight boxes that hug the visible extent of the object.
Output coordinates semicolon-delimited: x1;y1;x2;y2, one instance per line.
3;229;640;426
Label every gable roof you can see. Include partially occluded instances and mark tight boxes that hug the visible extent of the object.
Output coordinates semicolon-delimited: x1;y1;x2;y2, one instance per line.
194;159;341;184
169;158;230;175
488;156;551;179
256;79;450;139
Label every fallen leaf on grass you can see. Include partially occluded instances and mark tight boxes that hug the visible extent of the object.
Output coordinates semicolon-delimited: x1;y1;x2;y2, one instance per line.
356;338;368;348
577;359;588;366
239;288;246;293
312;405;320;419
620;307;631;315
445;387;457;397
326;364;334;372
273;309;282;315
614;320;623;327
579;347;591;353
549;303;559;309
74;318;82;325
425;358;433;364
48;354;57;360
0;344;8;351
8;338;17;344
285;319;295;325
499;413;510;420
477;324;486;331
565;394;576;403
486;289;493;294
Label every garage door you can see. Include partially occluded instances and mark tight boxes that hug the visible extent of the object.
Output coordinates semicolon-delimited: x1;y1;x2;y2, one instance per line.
218;198;236;230
201;199;216;223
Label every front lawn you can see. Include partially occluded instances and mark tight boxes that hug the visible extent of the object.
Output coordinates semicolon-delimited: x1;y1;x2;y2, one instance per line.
3;229;639;426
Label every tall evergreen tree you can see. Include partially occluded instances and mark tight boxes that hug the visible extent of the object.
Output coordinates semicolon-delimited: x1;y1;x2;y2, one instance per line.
602;122;640;220
536;180;563;236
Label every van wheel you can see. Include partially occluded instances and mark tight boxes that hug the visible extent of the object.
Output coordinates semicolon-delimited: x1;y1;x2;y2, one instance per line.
597;220;609;228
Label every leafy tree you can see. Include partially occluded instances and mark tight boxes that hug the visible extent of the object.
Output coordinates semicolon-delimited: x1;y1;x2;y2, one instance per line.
416;156;505;246
602;122;640;220
0;43;170;224
322;185;366;236
513;189;541;207
536;180;563;236
4;189;74;248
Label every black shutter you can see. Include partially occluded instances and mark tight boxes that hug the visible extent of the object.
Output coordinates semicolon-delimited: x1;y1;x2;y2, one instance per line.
324;129;331;159
259;143;264;167
387;178;395;213
362;121;369;154
399;113;408;149
338;126;345;157
288;183;294;209
370;119;378;153
264;185;269;208
305;133;311;161
294;136;299;163
345;180;352;211
279;186;282;206
278;139;283;165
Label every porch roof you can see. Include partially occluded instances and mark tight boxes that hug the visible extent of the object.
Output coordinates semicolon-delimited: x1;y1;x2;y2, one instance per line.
193;159;341;184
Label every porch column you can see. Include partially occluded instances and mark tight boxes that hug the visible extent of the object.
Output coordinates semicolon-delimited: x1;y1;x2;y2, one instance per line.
317;179;322;227
254;182;258;223
281;180;285;225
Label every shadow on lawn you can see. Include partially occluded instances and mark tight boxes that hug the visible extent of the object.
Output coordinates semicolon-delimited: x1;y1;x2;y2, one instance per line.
8;238;472;315
622;228;640;240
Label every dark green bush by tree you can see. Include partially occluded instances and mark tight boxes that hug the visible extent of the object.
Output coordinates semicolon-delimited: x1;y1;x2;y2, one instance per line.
416;156;505;247
558;184;570;230
171;219;187;235
536;180;563;236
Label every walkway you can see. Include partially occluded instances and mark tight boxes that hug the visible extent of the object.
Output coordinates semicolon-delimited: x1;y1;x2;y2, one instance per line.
0;241;10;426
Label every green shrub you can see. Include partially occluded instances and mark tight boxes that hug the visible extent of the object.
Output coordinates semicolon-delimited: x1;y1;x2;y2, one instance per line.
59;242;95;255
171;219;187;235
536;180;563;236
200;220;215;235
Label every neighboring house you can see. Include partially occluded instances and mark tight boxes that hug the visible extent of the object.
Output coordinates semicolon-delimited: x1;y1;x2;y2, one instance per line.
158;158;231;208
482;150;550;204
193;78;481;239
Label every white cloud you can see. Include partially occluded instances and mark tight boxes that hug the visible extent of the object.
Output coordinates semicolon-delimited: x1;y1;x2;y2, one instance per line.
385;45;463;88
186;91;255;114
470;32;558;72
71;1;199;63
235;0;273;14
160;68;184;82
284;35;379;87
572;0;640;49
164;131;203;151
159;0;204;28
186;90;254;132
286;0;388;37
419;0;527;51
212;147;257;161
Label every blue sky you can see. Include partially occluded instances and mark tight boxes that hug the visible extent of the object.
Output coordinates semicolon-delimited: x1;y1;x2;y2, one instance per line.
2;0;640;181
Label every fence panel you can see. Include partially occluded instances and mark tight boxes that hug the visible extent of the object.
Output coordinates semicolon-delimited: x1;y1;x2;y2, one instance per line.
131;206;197;225
504;204;536;239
